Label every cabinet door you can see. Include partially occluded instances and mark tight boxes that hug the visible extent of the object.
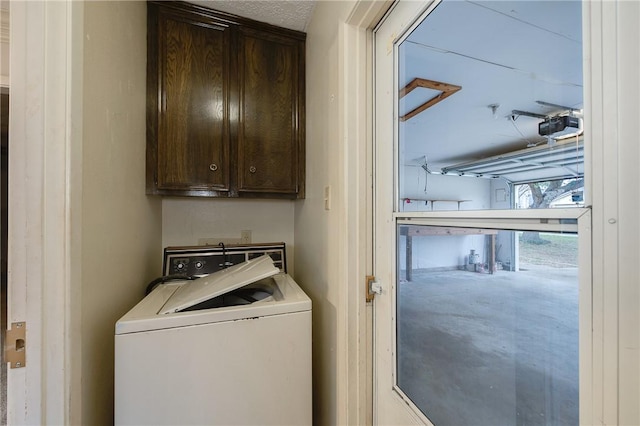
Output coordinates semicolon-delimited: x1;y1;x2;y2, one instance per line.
237;28;305;196
148;6;231;194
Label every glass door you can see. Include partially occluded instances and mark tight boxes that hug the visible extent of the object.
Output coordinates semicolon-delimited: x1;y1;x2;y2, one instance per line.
373;1;591;424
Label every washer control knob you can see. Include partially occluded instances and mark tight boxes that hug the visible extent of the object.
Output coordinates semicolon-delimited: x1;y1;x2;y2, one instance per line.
176;262;185;271
194;261;204;269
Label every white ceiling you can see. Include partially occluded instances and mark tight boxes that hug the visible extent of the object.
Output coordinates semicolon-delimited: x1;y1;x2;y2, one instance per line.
186;0;315;32
399;0;583;177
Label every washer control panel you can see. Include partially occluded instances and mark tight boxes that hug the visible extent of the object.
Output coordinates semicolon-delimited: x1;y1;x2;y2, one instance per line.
163;243;286;277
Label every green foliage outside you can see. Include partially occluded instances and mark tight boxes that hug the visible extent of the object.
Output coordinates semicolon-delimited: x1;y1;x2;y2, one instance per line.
519;232;578;267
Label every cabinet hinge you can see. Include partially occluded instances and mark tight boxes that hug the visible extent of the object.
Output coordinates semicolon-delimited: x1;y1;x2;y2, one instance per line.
366;275;381;303
5;322;26;369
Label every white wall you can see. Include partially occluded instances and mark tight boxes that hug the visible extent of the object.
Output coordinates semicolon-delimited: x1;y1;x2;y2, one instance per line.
294;1;359;424
81;2;162;424
398;234;487;272
295;12;338;422
162;198;295;276
401;165;492;210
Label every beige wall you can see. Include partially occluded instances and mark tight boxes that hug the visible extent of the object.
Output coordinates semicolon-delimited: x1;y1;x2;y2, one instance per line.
1;3;8;87
81;2;161;424
162;198;296;276
294;1;362;424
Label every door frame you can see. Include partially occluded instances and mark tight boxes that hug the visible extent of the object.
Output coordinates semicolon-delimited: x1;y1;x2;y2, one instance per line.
7;1;83;424
338;2;392;424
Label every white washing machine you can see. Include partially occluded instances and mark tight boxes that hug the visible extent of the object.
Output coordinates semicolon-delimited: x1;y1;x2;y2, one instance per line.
115;255;312;425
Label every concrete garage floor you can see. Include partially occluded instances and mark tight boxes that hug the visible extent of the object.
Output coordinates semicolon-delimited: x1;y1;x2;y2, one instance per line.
397;265;579;426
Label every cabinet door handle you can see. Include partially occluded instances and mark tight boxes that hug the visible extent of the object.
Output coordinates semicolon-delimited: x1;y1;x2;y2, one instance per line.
209;164;218;171
249;166;257;173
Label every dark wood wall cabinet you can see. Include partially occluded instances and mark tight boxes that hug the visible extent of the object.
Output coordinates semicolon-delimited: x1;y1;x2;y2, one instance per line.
147;1;305;198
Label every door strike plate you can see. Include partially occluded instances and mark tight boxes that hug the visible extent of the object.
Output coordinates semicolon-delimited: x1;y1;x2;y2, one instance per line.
5;322;26;369
366;275;381;303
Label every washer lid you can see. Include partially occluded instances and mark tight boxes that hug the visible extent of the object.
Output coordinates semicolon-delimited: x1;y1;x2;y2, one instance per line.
158;254;279;314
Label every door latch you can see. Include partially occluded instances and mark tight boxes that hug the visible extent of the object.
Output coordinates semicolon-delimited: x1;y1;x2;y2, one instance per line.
5;322;26;368
366;275;382;302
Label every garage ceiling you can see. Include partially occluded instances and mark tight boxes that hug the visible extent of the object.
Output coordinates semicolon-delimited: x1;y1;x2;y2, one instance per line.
399;0;583;182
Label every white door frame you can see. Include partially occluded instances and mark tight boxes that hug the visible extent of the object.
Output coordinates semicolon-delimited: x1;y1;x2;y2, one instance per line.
8;1;83;424
338;2;392;424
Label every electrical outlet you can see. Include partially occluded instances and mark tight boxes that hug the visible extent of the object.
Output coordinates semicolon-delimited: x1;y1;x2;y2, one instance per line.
240;230;252;244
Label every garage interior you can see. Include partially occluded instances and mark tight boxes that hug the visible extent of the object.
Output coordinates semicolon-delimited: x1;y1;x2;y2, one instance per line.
394;1;583;424
397;227;579;425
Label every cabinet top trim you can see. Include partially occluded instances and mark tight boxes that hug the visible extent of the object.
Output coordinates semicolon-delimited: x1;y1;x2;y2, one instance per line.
149;1;307;41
